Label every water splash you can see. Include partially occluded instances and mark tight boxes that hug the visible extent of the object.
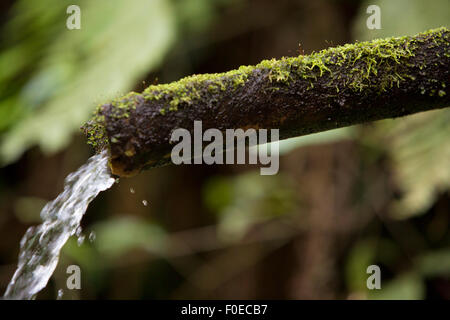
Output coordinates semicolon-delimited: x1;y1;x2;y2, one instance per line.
77;234;85;247
75;226;83;237
3;151;115;300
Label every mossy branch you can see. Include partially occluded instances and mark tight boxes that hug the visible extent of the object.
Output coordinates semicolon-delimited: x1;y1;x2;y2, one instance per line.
83;27;450;177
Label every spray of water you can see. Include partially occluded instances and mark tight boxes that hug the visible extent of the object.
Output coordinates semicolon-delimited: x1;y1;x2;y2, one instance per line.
3;151;115;300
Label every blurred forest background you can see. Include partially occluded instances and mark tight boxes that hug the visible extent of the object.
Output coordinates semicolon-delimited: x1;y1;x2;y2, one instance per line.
0;0;449;299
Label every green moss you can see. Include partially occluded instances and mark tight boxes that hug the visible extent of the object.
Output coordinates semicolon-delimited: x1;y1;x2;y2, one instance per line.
82;112;107;150
256;26;448;93
108;91;141;119
106;27;448;115
140;64;255;114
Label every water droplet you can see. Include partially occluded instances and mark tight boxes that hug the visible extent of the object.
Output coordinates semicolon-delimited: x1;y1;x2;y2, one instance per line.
115;178;120;184
142;200;148;206
57;289;63;300
88;231;96;243
130;188;135;194
77;235;85;246
75;226;82;237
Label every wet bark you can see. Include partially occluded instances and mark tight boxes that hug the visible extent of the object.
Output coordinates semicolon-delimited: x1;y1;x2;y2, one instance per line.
83;28;449;177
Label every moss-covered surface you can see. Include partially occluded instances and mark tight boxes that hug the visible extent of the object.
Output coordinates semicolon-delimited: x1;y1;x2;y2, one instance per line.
82;27;449;176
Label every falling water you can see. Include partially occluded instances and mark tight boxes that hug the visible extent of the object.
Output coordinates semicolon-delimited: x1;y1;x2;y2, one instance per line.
3;151;115;300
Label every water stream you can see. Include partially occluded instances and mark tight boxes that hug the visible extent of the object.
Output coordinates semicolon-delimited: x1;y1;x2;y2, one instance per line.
3;151;115;300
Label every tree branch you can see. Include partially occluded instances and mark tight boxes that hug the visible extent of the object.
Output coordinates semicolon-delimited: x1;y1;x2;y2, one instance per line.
83;28;449;177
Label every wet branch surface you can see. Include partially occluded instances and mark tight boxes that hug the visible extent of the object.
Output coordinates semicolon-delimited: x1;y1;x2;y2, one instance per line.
83;28;450;177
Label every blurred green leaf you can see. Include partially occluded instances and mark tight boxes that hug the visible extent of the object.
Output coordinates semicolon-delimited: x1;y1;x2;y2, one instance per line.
204;171;296;241
61;237;107;291
368;110;450;217
0;0;177;164
248;128;351;157
62;236;100;273
417;249;450;277
369;273;424;300
345;239;377;292
277;128;351;155
92;217;166;259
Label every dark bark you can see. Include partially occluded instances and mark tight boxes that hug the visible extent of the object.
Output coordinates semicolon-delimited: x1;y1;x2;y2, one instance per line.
83;28;450;177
